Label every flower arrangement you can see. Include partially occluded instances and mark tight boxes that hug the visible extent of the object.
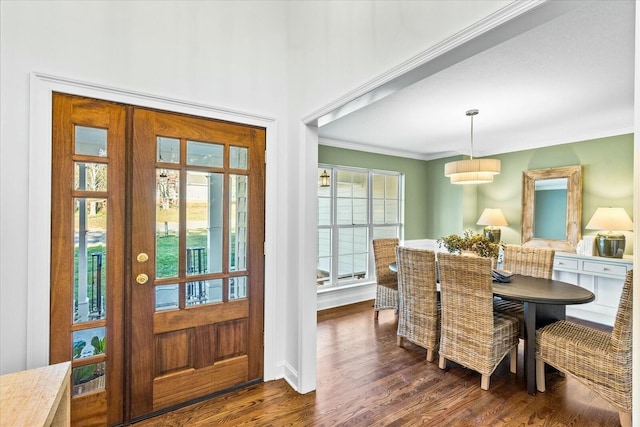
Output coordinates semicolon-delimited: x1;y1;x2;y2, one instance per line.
438;229;502;259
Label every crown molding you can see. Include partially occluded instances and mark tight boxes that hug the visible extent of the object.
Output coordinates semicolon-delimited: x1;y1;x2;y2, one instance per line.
319;137;448;161
303;0;575;127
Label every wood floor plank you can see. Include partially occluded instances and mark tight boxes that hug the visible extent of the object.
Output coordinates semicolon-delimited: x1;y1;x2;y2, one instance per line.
133;300;621;426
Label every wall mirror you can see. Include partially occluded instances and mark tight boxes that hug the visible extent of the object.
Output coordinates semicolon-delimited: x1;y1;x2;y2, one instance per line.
521;165;582;252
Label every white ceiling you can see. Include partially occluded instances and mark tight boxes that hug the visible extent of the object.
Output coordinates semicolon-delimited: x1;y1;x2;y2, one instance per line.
318;1;635;161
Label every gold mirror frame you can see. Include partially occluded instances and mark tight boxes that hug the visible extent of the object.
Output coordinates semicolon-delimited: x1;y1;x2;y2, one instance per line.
521;165;582;252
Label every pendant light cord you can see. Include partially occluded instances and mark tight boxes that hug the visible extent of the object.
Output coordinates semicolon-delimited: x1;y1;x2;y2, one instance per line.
470;113;474;160
466;109;478;160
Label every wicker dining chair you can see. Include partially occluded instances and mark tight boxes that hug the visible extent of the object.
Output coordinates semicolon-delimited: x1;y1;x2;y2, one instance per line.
372;238;399;319
395;247;440;362
536;270;633;427
437;252;519;390
493;245;555;337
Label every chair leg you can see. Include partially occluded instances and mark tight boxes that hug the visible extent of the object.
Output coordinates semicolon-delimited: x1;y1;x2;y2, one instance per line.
438;355;447;370
619;411;631;427
374;310;379;320
509;346;517;374
536;358;546;392
481;375;490;390
426;349;434;363
396;336;403;347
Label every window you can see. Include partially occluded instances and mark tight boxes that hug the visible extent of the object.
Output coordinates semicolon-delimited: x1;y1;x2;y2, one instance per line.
317;165;403;287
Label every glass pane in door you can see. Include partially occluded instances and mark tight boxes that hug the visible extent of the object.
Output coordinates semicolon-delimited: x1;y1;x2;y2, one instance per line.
187;140;223;167
156;169;180;279
229;276;247;300
74;198;107;324
229;175;248;272
75;126;107;156
72;327;106;359
229;146;248;169
72;361;106;396
186;171;223;275
155;284;179;311
157;137;180;163
185;279;223;306
75;163;107;191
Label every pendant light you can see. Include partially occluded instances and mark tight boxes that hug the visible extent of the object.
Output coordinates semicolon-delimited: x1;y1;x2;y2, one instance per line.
444;109;500;184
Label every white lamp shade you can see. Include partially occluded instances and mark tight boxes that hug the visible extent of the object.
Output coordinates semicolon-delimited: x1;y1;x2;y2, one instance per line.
444;159;501;184
476;208;509;227
585;207;633;231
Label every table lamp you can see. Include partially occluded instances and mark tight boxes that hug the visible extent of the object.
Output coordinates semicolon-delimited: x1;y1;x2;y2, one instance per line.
476;208;508;243
585;207;633;258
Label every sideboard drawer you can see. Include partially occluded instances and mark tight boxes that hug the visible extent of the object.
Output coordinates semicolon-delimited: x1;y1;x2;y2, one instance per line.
554;258;578;271
582;261;628;277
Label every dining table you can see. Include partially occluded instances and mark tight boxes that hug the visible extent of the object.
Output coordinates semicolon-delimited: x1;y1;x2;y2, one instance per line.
389;262;595;394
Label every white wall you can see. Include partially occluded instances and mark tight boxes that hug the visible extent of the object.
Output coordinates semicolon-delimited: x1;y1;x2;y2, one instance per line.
1;0;519;397
0;0;289;376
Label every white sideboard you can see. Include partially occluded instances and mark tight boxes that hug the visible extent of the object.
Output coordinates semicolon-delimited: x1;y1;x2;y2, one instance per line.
552;252;633;326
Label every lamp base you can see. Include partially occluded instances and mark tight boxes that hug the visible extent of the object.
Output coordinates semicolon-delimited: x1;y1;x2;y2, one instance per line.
594;232;625;258
483;227;501;243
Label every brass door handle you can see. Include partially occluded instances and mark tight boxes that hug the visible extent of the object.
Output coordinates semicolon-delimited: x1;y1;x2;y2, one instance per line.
136;273;149;284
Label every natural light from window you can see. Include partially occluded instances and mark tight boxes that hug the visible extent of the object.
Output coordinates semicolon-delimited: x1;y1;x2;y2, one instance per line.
317;165;403;288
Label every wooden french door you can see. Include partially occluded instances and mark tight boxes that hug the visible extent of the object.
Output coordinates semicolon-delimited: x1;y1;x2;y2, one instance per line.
50;94;265;425
129;108;265;419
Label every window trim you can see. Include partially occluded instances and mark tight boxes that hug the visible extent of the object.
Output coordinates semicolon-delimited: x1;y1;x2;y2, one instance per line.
317;164;404;289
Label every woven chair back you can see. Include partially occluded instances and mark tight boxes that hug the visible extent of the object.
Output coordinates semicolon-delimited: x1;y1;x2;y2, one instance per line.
609;270;633;354
372;238;399;290
395;247;439;346
503;245;555;279
438;253;494;342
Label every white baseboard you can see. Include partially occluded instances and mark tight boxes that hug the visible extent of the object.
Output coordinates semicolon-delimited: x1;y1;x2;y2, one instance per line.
282;360;299;392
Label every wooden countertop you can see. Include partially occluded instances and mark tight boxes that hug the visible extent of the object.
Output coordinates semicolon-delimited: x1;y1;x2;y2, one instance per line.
0;361;71;427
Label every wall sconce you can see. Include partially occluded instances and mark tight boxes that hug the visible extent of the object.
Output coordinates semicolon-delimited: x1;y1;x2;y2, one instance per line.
476;208;508;242
586;207;633;258
320;169;330;187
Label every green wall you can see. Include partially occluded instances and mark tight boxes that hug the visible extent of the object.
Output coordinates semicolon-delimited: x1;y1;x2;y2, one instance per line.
318;145;429;239
428;133;634;252
320;133;634;253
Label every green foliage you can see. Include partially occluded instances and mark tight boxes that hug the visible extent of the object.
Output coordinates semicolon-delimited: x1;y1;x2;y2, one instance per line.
438;229;502;259
73;364;95;384
91;335;106;355
73;341;86;359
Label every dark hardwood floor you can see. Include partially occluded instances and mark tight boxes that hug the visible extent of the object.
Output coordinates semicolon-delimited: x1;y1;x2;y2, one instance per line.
134;301;619;426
